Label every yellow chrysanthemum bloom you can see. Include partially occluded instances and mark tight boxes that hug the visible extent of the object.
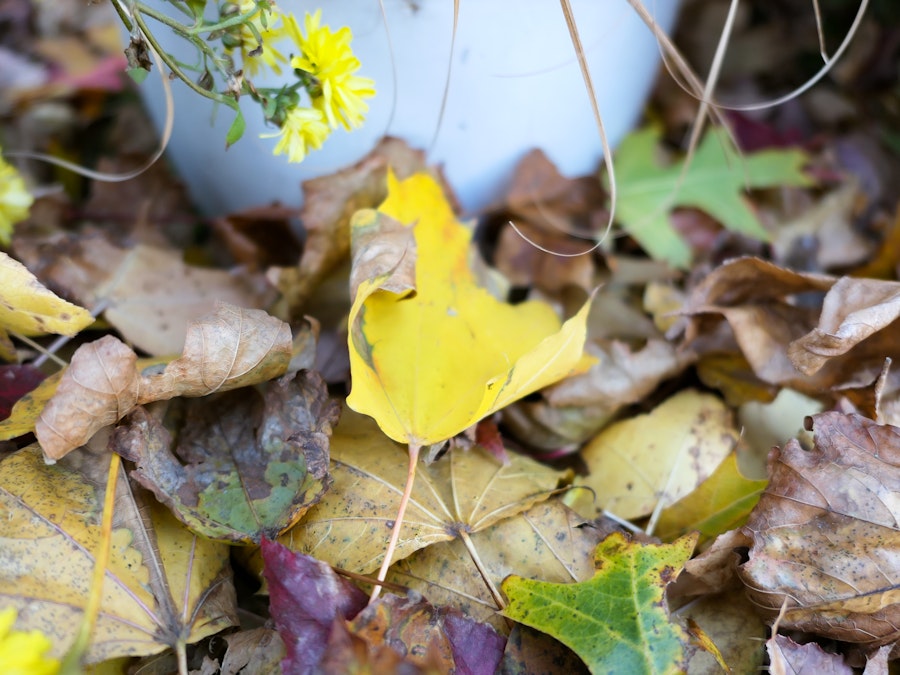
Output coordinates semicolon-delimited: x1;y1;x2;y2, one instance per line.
286;11;376;131
0;153;32;246
261;106;330;163
233;0;288;76
0;608;60;675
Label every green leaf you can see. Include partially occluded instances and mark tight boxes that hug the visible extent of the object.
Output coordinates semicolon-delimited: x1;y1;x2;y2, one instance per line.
125;67;149;85
502;532;698;675
610;126;814;267
225;108;246;147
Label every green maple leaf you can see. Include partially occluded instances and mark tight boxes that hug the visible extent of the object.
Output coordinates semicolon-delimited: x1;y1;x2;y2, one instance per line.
610;126;814;267
502;532;698;675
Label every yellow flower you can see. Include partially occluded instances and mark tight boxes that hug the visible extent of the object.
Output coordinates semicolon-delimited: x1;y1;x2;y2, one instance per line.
0;153;33;246
286;11;375;131
0;607;60;675
233;1;288;76
261;106;330;163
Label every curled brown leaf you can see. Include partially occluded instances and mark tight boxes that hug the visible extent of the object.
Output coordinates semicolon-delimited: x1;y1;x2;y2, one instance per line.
36;302;292;460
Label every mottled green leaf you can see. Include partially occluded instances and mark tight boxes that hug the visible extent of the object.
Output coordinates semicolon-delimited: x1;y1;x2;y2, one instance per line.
503;532;697;675
114;371;338;543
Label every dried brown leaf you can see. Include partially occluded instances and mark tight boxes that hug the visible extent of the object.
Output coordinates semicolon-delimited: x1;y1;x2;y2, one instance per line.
740;412;900;650
20;235;274;355
766;635;853;675
36;303;291;460
789;276;900;376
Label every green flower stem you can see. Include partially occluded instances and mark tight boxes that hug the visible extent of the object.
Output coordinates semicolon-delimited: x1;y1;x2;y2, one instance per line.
129;5;242;114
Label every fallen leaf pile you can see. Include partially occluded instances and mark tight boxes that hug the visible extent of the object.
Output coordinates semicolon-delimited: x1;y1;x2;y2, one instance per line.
2;0;900;671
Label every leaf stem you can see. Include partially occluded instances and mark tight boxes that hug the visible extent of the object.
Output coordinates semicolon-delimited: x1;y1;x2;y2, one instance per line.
59;452;121;673
370;443;421;603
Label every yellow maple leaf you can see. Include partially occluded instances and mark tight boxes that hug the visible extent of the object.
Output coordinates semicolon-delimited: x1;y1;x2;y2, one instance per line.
0;252;93;360
346;171;593;598
347;171;592;447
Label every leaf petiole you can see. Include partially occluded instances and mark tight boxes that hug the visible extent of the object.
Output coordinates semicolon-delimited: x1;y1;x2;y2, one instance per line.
370;443;421;603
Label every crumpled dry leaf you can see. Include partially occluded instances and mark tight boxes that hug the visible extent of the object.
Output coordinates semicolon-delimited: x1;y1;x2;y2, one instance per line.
269;137;442;316
766;635;853;675
276;409;564;575
571;389;739;522
19;235;274;356
484;149;606;294
115;370;338;543
0;442;237;662
740;412;900;651
682;257;900;406
789;276;900;377
36;302;291;460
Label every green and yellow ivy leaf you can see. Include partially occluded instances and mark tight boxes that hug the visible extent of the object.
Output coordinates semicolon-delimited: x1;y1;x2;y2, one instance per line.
502;532;698;675
346;171;593;448
610;126;813;267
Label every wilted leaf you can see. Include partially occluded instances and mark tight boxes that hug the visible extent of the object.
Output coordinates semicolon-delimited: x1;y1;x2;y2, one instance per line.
789;276;900;377
610;126;813;267
0;443;237;662
35;302;291;460
388;499;607;632
655;449;767;546
0;250;93;359
503;532;698;675
23;237;274;356
766;635;853;675
739;412;900;649
262;538;368;675
277;410;564;574
115;370;338;543
347;591;506;675
347;171;593;447
573;389;739;521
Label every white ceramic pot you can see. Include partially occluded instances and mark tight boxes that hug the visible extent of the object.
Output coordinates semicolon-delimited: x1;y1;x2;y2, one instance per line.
135;0;681;215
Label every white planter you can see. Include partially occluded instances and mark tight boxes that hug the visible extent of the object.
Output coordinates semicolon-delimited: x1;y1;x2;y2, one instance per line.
135;1;681;215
